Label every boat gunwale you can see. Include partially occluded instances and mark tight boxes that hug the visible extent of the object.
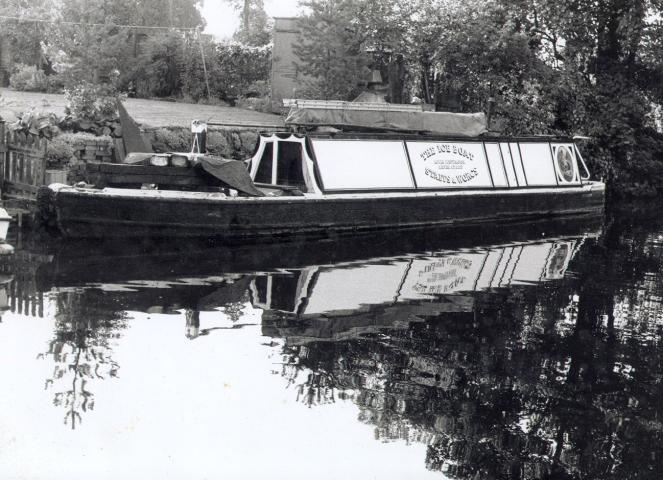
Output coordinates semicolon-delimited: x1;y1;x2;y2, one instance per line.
51;181;605;205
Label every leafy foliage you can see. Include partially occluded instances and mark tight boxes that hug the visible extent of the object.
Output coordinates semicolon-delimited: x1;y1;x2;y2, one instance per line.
8;64;50;92
64;82;120;122
224;0;272;46
45;135;76;166
2;0;204;91
8;108;61;138
0;0;56;81
296;0;663;196
212;43;272;101
294;0;370;100
127;32;272;103
2;0;271;104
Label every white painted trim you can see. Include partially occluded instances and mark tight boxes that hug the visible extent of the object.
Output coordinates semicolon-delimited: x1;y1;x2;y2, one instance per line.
249;137;271;179
249;134;323;194
271;138;279;185
56;181;605;202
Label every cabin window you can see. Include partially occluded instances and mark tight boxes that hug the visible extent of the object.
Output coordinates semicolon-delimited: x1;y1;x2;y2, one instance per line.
254;142;274;184
519;143;557;186
276;142;306;188
311;139;415;191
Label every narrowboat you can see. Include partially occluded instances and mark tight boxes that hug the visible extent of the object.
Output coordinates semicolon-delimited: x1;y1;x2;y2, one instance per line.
38;106;605;239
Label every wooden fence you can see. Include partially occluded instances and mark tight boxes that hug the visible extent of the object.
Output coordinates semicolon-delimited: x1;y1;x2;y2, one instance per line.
2;130;48;205
0;124;116;217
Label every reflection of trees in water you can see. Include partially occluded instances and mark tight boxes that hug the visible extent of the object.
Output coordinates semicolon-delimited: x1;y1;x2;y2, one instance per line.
270;227;663;480
40;290;126;429
223;296;249;323
184;289;253;339
280;346;332;407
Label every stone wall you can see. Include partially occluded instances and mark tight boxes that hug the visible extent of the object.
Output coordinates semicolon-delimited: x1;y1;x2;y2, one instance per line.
43;134;115;184
147;126;260;159
68;136;114;163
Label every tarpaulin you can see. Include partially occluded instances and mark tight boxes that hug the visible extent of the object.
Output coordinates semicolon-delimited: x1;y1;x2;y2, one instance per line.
197;156;265;197
121;153;264;197
285;108;487;137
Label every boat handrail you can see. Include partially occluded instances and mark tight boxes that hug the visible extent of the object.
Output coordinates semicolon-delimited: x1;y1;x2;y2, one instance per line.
574;145;592;180
572;135;593;181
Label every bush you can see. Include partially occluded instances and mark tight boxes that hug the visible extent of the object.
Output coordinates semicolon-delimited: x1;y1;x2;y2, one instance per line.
126;35;272;104
64;82;121;121
210;43;272;103
45;135;76;168
9;109;61;139
235;95;272;113
9;64;49;92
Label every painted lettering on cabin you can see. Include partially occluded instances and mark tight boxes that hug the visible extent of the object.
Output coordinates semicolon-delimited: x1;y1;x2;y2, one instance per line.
417;143;480;185
418;144;476;162
408;141;490;188
425;167;479;185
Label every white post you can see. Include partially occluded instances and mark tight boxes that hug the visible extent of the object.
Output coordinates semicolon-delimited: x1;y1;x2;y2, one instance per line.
271;140;279;185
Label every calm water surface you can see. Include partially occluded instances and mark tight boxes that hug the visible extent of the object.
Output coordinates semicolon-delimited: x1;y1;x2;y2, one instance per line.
1;204;663;480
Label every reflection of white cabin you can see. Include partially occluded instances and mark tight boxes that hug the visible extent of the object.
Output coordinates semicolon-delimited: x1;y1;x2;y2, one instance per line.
247;133;592;195
251;239;582;317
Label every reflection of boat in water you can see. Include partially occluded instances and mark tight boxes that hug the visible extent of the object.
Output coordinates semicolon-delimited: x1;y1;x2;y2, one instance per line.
3;215;601;344
255;237;579;316
29;214;601;287
256;235;590;344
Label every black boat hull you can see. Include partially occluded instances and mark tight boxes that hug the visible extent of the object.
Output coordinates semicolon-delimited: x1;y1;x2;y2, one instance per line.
45;182;605;239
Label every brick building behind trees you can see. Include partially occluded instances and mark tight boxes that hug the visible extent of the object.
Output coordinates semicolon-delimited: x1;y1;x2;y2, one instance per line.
0;37;12;87
270;16;403;112
270;17;305;112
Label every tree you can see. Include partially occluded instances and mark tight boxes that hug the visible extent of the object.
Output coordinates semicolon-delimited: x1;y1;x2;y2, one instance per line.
406;1;554;132
496;0;663;192
38;0;204;88
404;0;663;194
224;0;272;46
293;0;367;100
294;0;408;100
0;0;59;77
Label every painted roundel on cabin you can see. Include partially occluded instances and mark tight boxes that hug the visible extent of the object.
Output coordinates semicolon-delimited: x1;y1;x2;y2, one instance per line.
555;146;576;183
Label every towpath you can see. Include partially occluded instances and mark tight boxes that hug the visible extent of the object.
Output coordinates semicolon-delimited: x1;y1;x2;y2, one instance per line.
0;88;284;128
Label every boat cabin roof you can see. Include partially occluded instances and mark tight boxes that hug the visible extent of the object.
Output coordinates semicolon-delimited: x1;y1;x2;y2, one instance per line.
248;133;591;195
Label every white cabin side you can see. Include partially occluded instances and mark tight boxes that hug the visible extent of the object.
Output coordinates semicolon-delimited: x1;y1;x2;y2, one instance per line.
248;134;593;194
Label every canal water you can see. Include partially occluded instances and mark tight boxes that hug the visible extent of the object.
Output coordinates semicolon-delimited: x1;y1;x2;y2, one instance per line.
1;203;662;480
